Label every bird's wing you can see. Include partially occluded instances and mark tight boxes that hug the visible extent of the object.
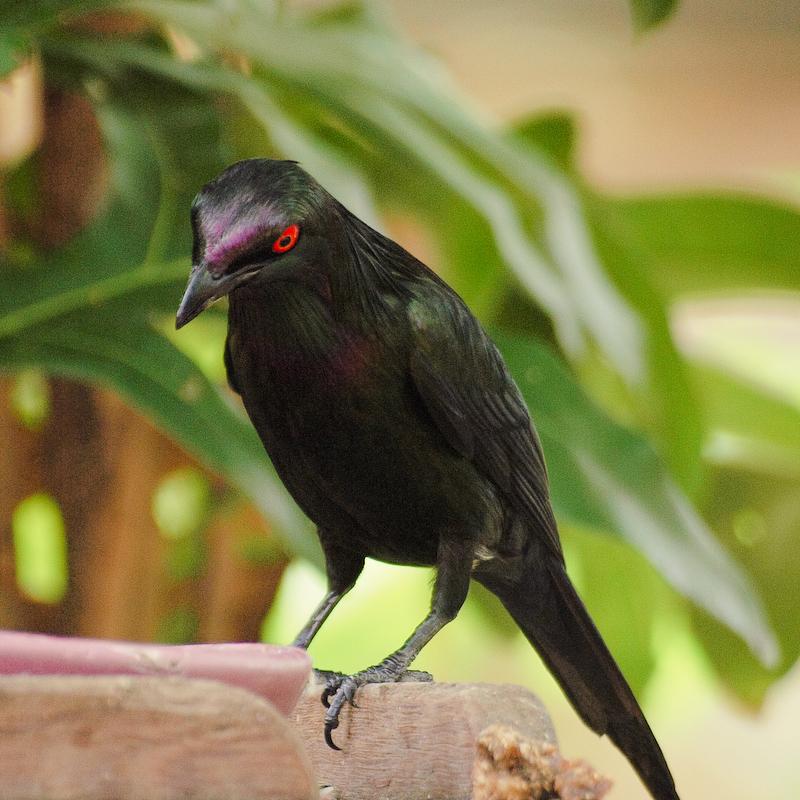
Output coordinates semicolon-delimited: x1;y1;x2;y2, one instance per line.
407;293;563;560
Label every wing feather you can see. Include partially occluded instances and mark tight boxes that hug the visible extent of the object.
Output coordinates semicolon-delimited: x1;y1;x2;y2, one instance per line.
408;293;563;560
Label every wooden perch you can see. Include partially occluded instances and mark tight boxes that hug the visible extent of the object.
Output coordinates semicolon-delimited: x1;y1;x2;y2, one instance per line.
292;680;560;800
0;669;608;800
0;674;317;800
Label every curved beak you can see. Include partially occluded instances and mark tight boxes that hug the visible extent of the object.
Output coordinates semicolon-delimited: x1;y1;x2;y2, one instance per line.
176;263;228;329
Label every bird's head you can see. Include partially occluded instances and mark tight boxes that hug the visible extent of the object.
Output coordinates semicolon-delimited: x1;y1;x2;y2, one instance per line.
176;158;328;329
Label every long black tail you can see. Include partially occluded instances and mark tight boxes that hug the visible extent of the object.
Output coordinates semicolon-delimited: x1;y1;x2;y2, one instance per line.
477;556;679;800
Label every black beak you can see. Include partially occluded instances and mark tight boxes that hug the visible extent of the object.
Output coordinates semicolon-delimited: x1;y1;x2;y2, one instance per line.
176;263;227;329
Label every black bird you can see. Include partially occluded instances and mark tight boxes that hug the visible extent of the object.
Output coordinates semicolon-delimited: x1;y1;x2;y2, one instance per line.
176;158;680;800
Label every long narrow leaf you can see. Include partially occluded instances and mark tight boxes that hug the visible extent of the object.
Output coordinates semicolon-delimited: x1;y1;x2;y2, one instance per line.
496;333;778;667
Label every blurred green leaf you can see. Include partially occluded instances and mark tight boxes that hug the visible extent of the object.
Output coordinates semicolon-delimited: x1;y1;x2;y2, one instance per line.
496;333;778;667
512;113;577;173
594;194;800;298
564;525;671;695
629;0;678;32
12;492;69;604
0;1;116;30
152;467;212;540
585;194;706;492
0;29;30;77
157;605;199;644
236;531;287;566
165;533;207;582
10;368;51;430
0;0;118;77
580;184;800;498
695;468;800;703
695;366;800;478
512;122;705;493
411;188;510;319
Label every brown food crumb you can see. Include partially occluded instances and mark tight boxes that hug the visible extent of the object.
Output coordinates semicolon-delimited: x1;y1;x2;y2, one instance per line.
473;724;612;800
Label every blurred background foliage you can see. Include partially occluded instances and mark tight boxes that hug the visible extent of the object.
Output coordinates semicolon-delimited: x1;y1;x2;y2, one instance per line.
1;0;798;796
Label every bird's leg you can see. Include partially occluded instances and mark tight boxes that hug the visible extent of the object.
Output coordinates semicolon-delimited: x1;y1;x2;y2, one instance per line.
322;537;473;749
291;536;364;682
291;589;347;649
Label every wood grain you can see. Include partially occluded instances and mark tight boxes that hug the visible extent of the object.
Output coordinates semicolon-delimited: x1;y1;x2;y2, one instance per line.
0;674;317;800
292;680;557;800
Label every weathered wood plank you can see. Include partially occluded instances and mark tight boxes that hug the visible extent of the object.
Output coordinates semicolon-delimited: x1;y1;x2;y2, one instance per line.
293;681;558;800
0;675;317;800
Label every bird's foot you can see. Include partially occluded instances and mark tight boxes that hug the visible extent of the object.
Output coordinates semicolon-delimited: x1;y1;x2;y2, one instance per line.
319;662;432;750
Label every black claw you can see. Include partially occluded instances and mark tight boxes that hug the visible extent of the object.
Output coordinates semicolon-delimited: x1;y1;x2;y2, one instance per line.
319;666;413;752
324;718;341;751
321;686;332;708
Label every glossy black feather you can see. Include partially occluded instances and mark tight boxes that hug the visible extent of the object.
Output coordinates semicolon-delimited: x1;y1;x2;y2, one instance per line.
407;291;563;560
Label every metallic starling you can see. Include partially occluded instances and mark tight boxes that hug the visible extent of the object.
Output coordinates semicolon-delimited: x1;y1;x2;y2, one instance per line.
177;159;680;800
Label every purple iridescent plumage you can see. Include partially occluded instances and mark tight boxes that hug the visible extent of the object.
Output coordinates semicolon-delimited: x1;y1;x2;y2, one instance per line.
203;205;286;271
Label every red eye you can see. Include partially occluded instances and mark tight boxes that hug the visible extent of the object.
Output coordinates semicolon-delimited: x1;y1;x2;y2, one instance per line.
272;224;300;253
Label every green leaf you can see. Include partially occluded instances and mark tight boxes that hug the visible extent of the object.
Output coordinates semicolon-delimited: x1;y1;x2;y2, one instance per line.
594;194;800;298
0;30;30;78
0;0;118;78
586;195;705;491
509;120;705;493
674;292;800;480
495;333;779;668
629;0;678;32
694;366;800;478
0;1;116;30
511;112;577;173
573;178;800;496
695;468;800;702
564;525;671;696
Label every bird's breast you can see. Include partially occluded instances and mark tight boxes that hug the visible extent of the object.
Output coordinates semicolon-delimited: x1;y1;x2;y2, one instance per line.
226;283;500;562
227;285;402;442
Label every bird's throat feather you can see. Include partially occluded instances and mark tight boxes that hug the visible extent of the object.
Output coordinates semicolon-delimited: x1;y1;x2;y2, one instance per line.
228;279;378;398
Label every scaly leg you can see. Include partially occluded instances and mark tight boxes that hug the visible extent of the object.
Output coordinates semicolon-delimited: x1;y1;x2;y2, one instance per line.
321;537;473;749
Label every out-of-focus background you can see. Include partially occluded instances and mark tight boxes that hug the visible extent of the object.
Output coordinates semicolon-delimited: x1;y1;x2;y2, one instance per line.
1;1;798;797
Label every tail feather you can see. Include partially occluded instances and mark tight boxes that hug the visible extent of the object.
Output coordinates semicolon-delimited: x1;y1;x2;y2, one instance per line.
477;557;680;800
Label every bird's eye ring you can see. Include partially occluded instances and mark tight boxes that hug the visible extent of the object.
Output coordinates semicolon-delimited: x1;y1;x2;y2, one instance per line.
272;224;300;253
